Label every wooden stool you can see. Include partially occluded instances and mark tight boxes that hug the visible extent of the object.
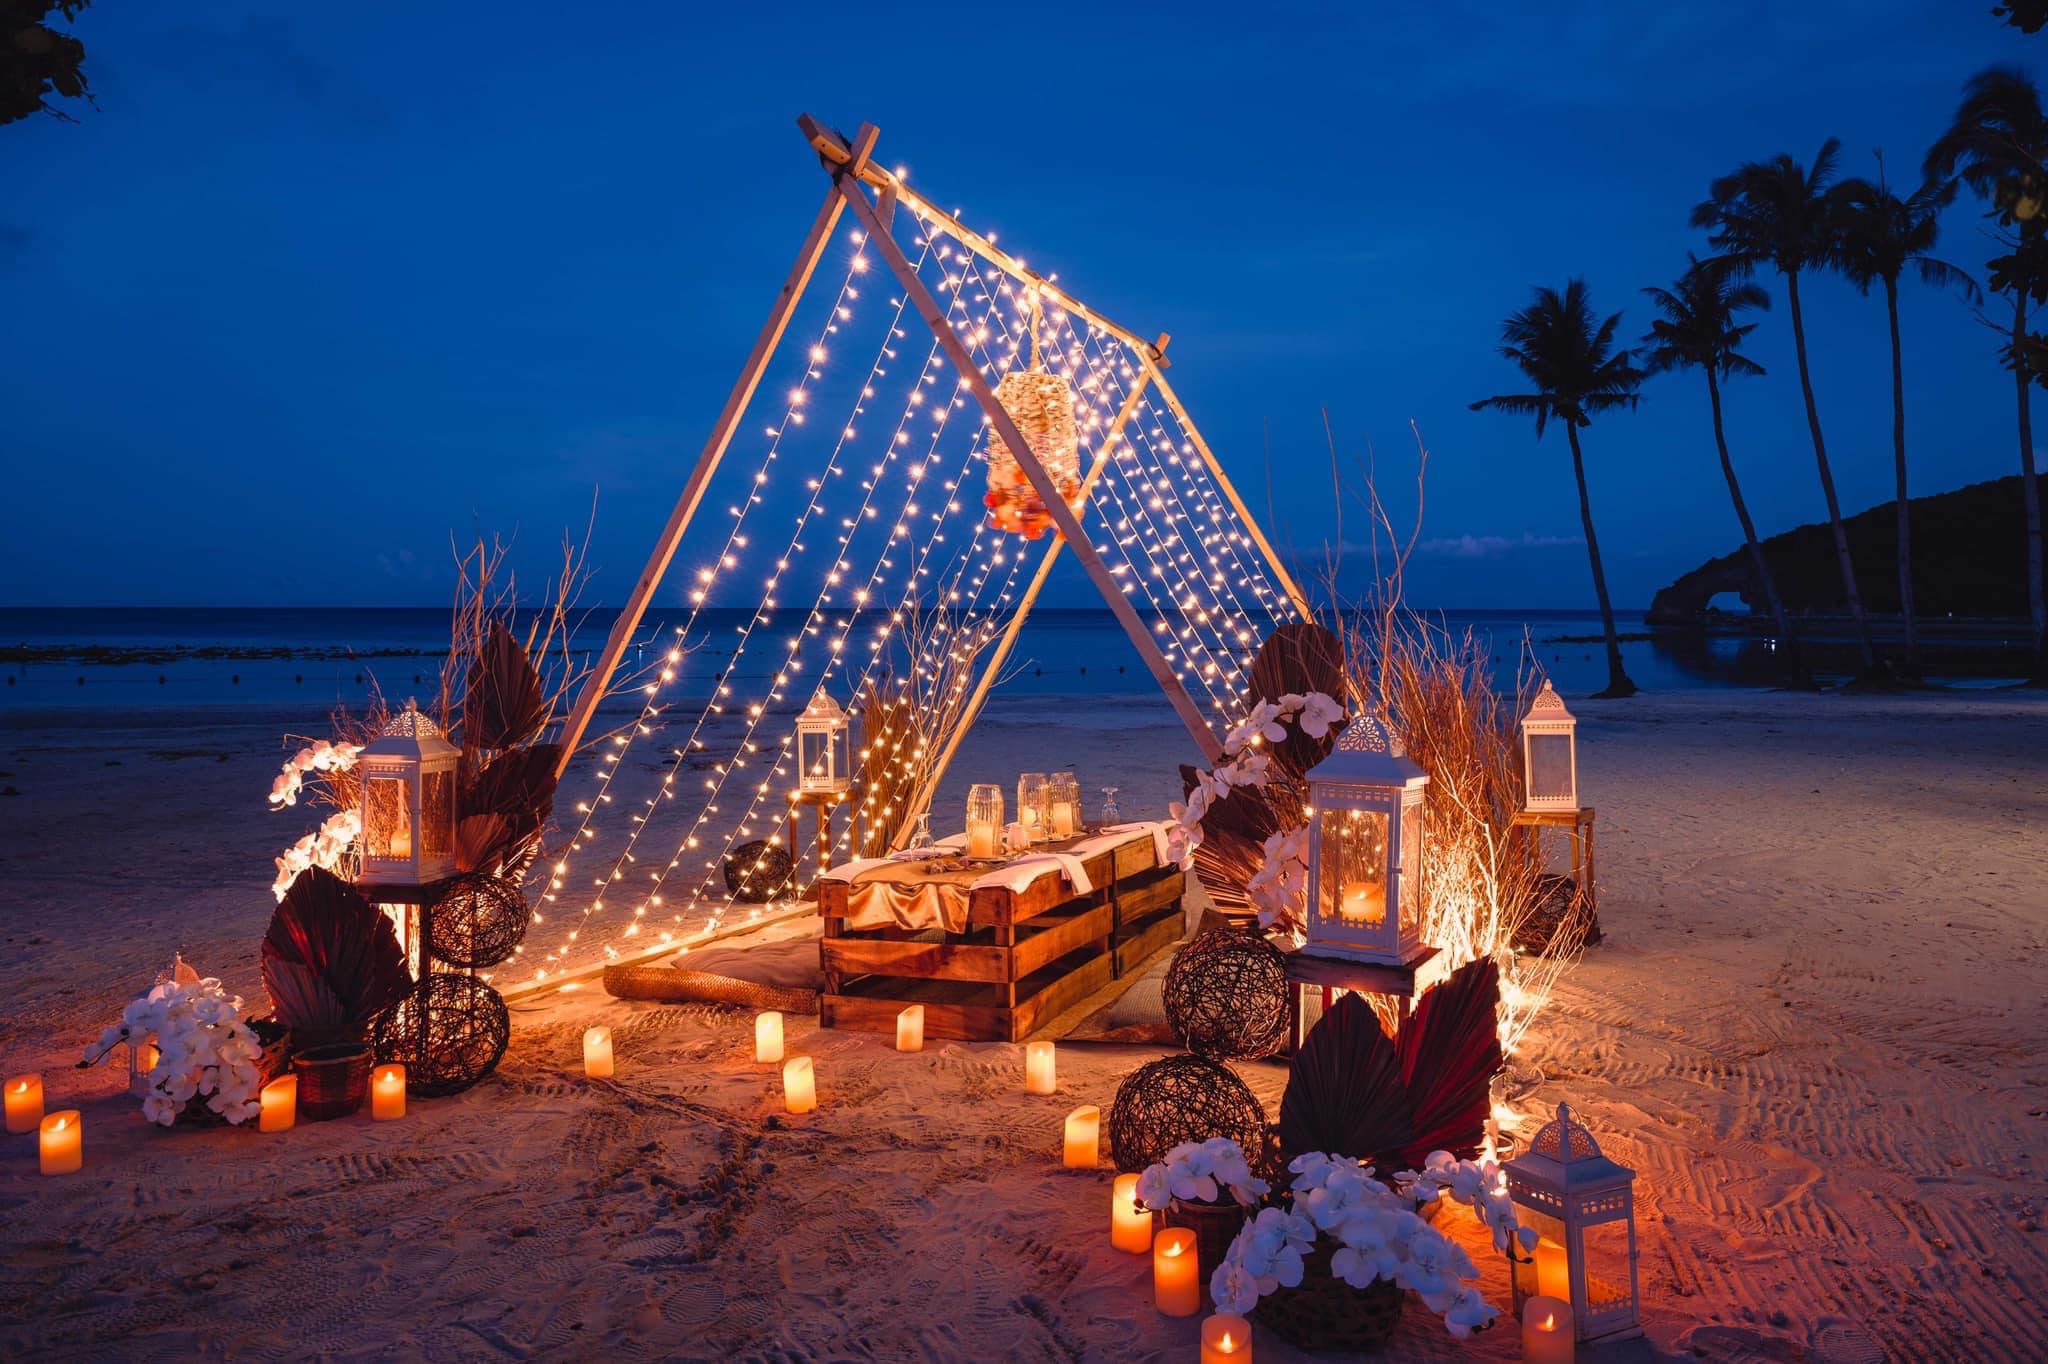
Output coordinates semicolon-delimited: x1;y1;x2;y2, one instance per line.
786;789;850;890
1282;946;1449;1053
1510;805;1597;918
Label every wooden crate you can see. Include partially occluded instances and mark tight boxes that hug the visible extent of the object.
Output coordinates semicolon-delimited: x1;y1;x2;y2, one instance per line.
819;833;1183;1042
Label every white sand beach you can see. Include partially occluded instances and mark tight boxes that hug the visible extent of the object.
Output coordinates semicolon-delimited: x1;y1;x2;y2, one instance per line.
2;688;2045;1361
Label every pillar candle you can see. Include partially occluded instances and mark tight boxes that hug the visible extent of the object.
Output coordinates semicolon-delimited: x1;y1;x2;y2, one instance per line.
39;1110;81;1176
258;1075;297;1133
1200;1314;1253;1363
1062;1105;1100;1168
756;1011;784;1064
1534;1237;1570;1301
1339;881;1385;924
1049;800;1076;838
895;1005;924;1053
371;1064;406;1120
1025;1040;1056;1094
5;1074;43;1134
783;1056;816;1114
966;818;999;859
1152;1227;1200;1317
1521;1295;1574;1364
1111;1172;1153;1253
583;1026;615;1078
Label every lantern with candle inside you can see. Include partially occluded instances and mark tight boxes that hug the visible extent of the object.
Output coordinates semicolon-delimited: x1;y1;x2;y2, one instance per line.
6;1074;44;1133
1520;680;1578;813
40;1110;82;1175
1505;1103;1640;1343
1016;772;1048;843
796;688;852;795
1302;713;1428;965
583;1026;615;1078
1045;772;1080;839
355;700;458;966
965;783;1005;860
1062;1105;1100;1168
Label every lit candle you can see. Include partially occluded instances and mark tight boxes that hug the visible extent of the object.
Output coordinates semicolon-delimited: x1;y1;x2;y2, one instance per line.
1339;881;1385;924
1200;1313;1253;1363
1535;1237;1570;1301
895;1005;924;1052
583;1026;615;1078
1111;1172;1153;1253
1521;1295;1574;1364
783;1056;816;1114
1152;1226;1200;1316
371;1064;406;1120
39;1110;81;1176
1025;1040;1056;1094
5;1074;43;1134
259;1075;297;1133
1021;804;1041;834
756;1011;784;1064
1049;800;1076;838
1005;821;1029;853
1062;1105;1100;1168
966;816;1000;859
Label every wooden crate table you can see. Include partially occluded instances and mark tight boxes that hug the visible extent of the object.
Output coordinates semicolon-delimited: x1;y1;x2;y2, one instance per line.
817;823;1184;1042
1282;946;1452;1054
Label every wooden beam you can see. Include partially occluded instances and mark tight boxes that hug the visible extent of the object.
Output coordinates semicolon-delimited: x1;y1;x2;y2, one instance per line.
889;361;1160;849
550;182;851;778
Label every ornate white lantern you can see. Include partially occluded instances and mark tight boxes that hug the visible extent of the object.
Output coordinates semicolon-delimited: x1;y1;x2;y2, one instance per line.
1519;680;1578;813
355;699;458;887
1505;1103;1642;1343
796;689;851;795
1302;712;1428;965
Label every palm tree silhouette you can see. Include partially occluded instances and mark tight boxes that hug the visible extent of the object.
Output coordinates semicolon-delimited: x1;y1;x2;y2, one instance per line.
1835;163;1980;676
1471;280;1642;698
1927;67;2048;676
1692;139;1878;677
1639;256;1806;683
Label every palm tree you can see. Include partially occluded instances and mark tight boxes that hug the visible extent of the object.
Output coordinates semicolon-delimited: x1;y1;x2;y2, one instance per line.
1927;67;2048;675
1471;280;1642;697
1835;166;1981;675
1692;139;1879;676
1638;256;1805;680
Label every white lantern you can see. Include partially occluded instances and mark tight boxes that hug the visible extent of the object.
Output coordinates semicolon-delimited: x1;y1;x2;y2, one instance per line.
1505;1103;1642;1343
1519;680;1578;814
355;699;458;887
796;689;851;795
1302;712;1428;965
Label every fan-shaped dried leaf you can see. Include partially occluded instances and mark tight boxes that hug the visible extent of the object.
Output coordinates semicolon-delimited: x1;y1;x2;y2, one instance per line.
1247;623;1346;782
466;744;561;822
262;868;414;1034
464;621;549;751
455;813;512;875
1395;957;1503;1167
1278;991;1413;1163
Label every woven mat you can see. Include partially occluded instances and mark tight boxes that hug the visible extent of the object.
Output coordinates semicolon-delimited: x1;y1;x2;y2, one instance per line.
601;965;818;1013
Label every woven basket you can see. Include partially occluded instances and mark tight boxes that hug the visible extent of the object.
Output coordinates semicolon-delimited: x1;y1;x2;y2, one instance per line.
1254;1237;1406;1353
601;964;818;1014
292;1042;374;1121
1162;1200;1247;1301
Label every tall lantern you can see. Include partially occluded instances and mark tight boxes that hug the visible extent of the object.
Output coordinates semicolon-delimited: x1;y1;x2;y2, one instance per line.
1519;680;1578;813
796;689;851;795
1505;1103;1642;1344
1302;712;1428;965
355;699;458;888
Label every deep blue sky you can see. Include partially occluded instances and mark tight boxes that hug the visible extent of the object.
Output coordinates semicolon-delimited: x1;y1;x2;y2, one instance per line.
0;2;2033;610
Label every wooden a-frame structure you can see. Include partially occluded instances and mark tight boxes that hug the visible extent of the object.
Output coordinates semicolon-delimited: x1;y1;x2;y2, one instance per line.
551;114;1310;853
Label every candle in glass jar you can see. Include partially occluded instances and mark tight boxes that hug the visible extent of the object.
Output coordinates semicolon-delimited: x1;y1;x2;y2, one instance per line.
1200;1313;1253;1363
1152;1227;1200;1316
1534;1237;1570;1300
755;1011;784;1064
39;1110;82;1176
966;818;1000;859
5;1074;43;1133
371;1064;406;1120
583;1026;615;1078
1339;881;1385;923
1062;1105;1099;1168
258;1075;297;1133
1521;1295;1574;1364
1049;801;1076;838
783;1056;816;1114
1025;1040;1056;1094
1111;1172;1153;1253
895;1005;924;1052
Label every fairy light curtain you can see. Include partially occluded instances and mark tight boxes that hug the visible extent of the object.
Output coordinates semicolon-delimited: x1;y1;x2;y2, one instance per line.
503;160;1301;990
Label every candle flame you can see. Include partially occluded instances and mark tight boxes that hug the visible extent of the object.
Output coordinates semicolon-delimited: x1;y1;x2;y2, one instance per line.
1539;1312;1556;1330
1220;1331;1235;1349
10;1081;23;1094
1163;1240;1184;1257
53;1116;67;1131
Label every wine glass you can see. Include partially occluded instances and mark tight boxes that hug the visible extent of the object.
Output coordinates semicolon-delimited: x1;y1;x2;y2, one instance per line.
1099;786;1121;824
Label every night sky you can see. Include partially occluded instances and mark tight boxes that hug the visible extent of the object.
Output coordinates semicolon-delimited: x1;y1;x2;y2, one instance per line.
0;2;2032;610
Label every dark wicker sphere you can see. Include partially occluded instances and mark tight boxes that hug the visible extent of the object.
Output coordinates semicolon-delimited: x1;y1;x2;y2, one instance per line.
1108;1053;1268;1174
427;873;529;970
724;840;795;903
1163;927;1291;1060
373;971;511;1097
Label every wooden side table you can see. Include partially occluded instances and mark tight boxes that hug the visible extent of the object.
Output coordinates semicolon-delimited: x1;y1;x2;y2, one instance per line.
786;789;850;891
1509;805;1597;921
1282;946;1450;1053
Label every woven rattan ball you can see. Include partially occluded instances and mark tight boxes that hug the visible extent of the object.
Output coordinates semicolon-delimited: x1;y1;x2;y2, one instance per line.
1163;927;1291;1060
373;971;511;1097
724;840;795;904
427;872;529;970
1108;1053;1268;1174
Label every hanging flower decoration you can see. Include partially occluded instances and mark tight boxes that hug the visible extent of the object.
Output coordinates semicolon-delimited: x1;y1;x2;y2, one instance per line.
272;809;362;901
84;977;267;1126
267;739;362;808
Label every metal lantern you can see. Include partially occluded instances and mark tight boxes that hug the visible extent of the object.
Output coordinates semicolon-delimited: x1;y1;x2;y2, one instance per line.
1302;712;1428;965
796;688;851;794
356;699;458;888
1520;680;1578;813
1506;1102;1642;1343
984;369;1083;540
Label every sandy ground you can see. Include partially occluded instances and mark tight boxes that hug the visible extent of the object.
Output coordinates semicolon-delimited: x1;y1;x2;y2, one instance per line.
1;688;2045;1361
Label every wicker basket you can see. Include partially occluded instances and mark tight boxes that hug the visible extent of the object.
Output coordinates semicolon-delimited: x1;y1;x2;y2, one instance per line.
1162;1199;1248;1301
1254;1237;1406;1353
292;1041;374;1121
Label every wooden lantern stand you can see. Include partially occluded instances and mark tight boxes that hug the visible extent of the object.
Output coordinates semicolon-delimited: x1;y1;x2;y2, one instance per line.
786;789;850;895
1280;946;1450;1055
1509;805;1599;941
